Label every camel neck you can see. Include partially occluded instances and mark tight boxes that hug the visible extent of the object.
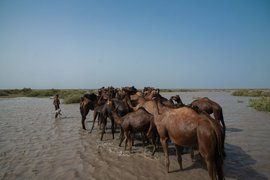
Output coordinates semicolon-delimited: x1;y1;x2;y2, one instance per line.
151;99;163;116
111;111;123;125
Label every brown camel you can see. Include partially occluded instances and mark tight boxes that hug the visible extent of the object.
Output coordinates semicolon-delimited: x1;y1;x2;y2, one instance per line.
80;93;98;130
110;106;157;155
170;95;184;107
136;98;224;180
190;97;226;136
89;98;130;141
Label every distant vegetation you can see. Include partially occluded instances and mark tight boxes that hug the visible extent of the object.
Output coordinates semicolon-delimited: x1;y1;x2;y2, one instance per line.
0;88;211;104
232;89;270;112
0;88;96;104
3;88;269;111
159;88;230;92
159;89;196;92
249;97;270;112
231;89;270;97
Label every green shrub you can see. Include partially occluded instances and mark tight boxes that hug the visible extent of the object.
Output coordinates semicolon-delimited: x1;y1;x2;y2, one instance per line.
232;89;270;97
4;89;21;94
63;94;82;104
26;91;40;97
25;89;62;97
249;97;270;112
261;91;270;97
22;88;32;94
42;90;55;97
0;91;9;96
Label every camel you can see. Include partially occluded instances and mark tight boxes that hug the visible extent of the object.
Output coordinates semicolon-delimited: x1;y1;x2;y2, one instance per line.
136;98;224;180
110;106;157;155
170;95;184;107
190;97;226;136
80;93;98;130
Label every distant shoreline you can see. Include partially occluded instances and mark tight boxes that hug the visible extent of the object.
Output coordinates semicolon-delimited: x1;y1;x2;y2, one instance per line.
1;88;270;98
1;88;269;112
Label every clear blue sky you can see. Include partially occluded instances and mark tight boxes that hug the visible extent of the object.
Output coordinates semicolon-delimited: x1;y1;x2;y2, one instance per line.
0;0;269;89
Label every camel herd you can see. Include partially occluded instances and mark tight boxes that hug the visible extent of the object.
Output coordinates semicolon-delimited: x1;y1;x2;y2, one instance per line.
79;86;226;180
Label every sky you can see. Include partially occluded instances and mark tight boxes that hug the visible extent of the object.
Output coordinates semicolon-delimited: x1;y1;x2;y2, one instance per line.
0;0;270;89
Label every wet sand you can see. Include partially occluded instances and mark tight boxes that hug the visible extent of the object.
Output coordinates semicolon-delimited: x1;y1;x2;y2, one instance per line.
0;91;269;180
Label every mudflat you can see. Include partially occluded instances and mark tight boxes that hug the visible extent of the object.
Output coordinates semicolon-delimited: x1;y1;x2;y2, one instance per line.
0;91;269;180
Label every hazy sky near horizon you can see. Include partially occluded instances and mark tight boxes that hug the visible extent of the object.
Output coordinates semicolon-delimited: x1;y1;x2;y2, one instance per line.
0;0;270;89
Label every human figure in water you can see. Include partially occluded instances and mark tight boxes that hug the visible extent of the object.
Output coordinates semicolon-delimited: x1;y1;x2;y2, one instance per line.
53;94;61;118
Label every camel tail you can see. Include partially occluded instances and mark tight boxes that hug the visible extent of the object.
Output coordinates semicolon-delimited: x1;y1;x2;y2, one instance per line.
219;109;226;158
208;117;224;164
220;109;226;135
209;119;224;179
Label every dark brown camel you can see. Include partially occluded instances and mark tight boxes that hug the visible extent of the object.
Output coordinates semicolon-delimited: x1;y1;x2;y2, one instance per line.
170;95;184;107
79;87;114;130
190;97;226;136
143;88;180;107
110;106;157;155
80;93;98;130
87;86;137;140
130;91;143;102
89;98;130;141
136;98;224;180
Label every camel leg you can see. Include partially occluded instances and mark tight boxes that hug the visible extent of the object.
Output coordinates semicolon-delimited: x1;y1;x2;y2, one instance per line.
89;111;98;133
119;128;124;147
150;134;157;156
198;153;203;167
132;133;135;146
205;159;216;180
141;132;146;148
128;131;132;152
80;106;86;130
100;116;107;141
175;145;183;170
97;112;100;126
81;107;89;130
81;116;86;130
160;137;169;173
98;115;102;130
124;131;128;150
191;146;195;161
110;118;115;139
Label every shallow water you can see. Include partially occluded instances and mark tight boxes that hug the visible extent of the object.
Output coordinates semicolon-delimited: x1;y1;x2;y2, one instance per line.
0;91;269;180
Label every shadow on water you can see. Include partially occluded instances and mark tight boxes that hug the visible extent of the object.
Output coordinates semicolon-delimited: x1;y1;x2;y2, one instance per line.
224;143;267;180
226;127;243;133
165;143;267;179
56;116;80;120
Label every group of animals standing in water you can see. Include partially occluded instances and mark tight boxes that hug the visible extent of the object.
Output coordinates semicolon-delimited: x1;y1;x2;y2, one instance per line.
79;86;226;180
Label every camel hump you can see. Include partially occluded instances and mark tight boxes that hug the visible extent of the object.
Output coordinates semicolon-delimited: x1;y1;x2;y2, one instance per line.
84;93;97;100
